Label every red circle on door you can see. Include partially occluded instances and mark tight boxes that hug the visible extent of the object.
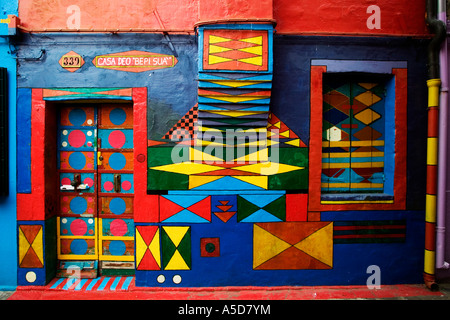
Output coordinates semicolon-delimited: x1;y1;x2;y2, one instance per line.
108;130;126;148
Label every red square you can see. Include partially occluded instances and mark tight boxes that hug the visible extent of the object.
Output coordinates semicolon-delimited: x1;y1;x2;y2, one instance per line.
286;194;308;221
200;238;220;257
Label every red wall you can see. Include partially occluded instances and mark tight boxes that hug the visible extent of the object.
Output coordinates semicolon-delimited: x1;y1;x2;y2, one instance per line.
18;0;429;36
273;0;428;35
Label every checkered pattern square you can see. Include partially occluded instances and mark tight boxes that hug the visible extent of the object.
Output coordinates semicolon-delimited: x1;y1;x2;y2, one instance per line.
163;105;198;141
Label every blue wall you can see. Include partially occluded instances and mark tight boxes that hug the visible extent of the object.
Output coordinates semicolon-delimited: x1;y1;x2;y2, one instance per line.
0;0;17;290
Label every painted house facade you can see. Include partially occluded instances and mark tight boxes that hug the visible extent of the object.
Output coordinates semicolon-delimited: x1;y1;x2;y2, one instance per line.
1;0;448;289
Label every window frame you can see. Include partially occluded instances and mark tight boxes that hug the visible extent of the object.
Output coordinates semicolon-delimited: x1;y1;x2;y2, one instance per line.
309;61;407;211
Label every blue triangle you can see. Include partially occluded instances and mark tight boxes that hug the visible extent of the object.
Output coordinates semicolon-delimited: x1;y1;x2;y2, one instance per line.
191;176;264;191
239;194;284;208
162;195;209;208
162;209;210;223
240;209;282;223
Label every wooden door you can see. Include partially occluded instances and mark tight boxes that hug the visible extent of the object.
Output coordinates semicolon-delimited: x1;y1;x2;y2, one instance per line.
56;103;134;278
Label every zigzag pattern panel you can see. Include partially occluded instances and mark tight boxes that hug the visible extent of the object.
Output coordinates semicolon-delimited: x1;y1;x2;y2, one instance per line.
202;29;268;71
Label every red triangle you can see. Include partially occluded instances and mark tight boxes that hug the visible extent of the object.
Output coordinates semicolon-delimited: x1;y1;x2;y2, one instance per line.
136;226;158;245
20;247;43;268
219;200;229;205
196;169;259;176
255;246;331;270
159;197;184;222
187;196;211;221
148;140;168;147
138;249;160;270
20;225;41;244
216;205;233;212
255;222;330;246
213;211;236;223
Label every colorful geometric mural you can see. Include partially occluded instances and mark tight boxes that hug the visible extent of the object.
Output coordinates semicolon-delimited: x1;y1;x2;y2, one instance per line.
11;13;428;288
138;23;333;287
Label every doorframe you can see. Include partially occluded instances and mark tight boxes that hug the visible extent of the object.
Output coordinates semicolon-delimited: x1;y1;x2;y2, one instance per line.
17;87;153;284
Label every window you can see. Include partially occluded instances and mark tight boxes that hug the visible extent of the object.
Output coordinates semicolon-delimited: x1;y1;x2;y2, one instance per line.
321;73;392;196
309;61;406;211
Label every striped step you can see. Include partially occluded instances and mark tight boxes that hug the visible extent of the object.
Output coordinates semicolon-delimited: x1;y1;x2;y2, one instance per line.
48;276;134;291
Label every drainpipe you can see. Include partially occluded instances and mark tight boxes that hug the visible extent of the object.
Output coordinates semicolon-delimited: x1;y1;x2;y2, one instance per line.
436;0;450;271
424;0;446;291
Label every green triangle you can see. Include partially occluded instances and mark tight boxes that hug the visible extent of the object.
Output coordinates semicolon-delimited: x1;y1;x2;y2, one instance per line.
262;195;286;221
161;227;177;270
177;229;191;269
237;195;261;222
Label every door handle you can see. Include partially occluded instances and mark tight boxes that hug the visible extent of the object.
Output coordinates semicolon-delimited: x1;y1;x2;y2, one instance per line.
114;174;121;193
97;151;103;166
71;173;81;189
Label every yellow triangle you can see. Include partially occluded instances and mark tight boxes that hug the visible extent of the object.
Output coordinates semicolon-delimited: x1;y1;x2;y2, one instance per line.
209;35;232;44
274;121;281;128
240;36;263;45
234;162;304;176
280;130;290;138
31;227;44;265
234;148;268;162
164;249;190;270
189;175;223;189
149;228;161;268
150;162;221;175
209;45;233;54
294;223;333;267
239;46;262;56
135;228;147;267
18;227;30;265
238;56;263;66
189;147;224;162
253;224;291;269
284;139;300;147
209;54;233;65
233;176;268;189
163;226;189;247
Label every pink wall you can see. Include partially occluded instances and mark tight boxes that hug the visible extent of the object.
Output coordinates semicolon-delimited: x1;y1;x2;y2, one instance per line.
18;0;428;35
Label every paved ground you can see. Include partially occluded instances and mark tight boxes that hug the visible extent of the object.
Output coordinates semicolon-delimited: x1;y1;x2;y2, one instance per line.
2;276;450;300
